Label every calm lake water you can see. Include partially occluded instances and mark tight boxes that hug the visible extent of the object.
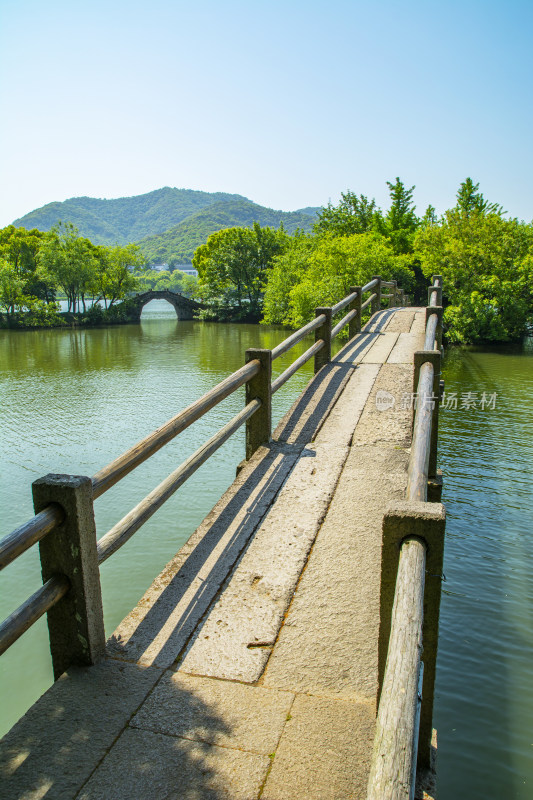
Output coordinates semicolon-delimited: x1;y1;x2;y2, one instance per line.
0;301;318;736
1;302;532;798
435;340;533;799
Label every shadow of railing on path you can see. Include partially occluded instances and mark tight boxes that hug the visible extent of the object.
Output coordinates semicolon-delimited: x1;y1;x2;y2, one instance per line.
1;662;237;800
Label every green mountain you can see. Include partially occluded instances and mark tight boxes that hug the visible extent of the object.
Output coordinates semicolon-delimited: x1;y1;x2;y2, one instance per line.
295;206;322;217
11;188;321;265
12;187;250;245
137;199;317;264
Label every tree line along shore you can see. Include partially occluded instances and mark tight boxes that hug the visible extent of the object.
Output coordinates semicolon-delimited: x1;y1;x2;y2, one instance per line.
2;178;532;343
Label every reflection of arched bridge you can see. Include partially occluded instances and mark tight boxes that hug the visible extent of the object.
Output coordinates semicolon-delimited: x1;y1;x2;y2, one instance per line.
129;290;203;321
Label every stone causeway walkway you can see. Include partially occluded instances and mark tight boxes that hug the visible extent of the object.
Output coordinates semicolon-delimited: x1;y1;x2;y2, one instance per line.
1;307;428;800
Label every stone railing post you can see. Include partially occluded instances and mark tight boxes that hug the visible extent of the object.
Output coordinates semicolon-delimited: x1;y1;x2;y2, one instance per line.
245;348;272;460
379;501;446;771
427;285;443;307
371;276;382;314
413;350;441;479
32;474;105;680
349;286;362;338
314;307;332;373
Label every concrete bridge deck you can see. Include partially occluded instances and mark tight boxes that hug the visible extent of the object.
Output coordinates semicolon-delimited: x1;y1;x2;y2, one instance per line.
0;307;429;800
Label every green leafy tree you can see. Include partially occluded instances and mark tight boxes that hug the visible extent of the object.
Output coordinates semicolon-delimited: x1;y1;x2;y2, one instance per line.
314;192;381;237
415;202;533;342
38;222;99;312
135;267;197;296
421;205;438;228
95;244;142;307
381;178;419;254
263;232;413;329
0;225;55;301
193;222;287;318
0;258;28;316
455;177;503;217
260;232;316;326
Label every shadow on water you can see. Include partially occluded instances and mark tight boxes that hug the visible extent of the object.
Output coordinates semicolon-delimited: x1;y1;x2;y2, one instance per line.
436;340;533;799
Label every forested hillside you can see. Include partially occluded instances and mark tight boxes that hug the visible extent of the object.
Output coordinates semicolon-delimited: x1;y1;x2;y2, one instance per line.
137;199;317;264
13;188;318;264
3;177;532;342
12;187;249;245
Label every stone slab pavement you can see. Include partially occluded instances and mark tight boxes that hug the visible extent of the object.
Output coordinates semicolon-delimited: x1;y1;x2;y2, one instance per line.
1;308;434;800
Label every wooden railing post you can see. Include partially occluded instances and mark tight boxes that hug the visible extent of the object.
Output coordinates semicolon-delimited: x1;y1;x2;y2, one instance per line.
371;276;382;314
379;502;446;772
398;288;405;307
413;350;441;479
390;280;398;307
349;286;362;338
32;474;105;680
314;307;332;373
245;349;272;460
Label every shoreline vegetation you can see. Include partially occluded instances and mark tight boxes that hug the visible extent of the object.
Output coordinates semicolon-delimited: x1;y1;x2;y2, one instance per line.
2;178;532;343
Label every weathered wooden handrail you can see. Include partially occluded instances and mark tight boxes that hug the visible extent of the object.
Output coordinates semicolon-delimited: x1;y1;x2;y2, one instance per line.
424;312;439;351
0;575;70;656
92;360;261;498
331;308;358;339
367;537;426;800
407;362;435;502
97;399;261;563
369;275;445;800
0;274;408;670
0;362;263;658
361;294;376;311
271;314;326;360
331;290;358;316
0;505;65;570
271;340;324;395
271;279;389;390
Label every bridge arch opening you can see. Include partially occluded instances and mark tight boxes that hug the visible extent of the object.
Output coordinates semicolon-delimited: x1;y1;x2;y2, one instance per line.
139;297;181;320
132;290;199;322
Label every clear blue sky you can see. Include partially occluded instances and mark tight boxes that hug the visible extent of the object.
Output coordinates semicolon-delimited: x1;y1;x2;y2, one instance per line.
1;0;532;227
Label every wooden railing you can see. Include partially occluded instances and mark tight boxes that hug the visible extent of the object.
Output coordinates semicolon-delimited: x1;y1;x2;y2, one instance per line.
0;275;406;678
367;275;445;800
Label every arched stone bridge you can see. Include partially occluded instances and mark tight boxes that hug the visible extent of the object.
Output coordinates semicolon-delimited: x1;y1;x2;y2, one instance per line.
129;290;203;321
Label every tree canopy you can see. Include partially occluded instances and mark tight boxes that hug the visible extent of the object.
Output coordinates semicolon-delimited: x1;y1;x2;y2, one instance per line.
193;222;288;319
3;176;533;343
263;231;413;329
415;197;533;342
0;223;145;321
